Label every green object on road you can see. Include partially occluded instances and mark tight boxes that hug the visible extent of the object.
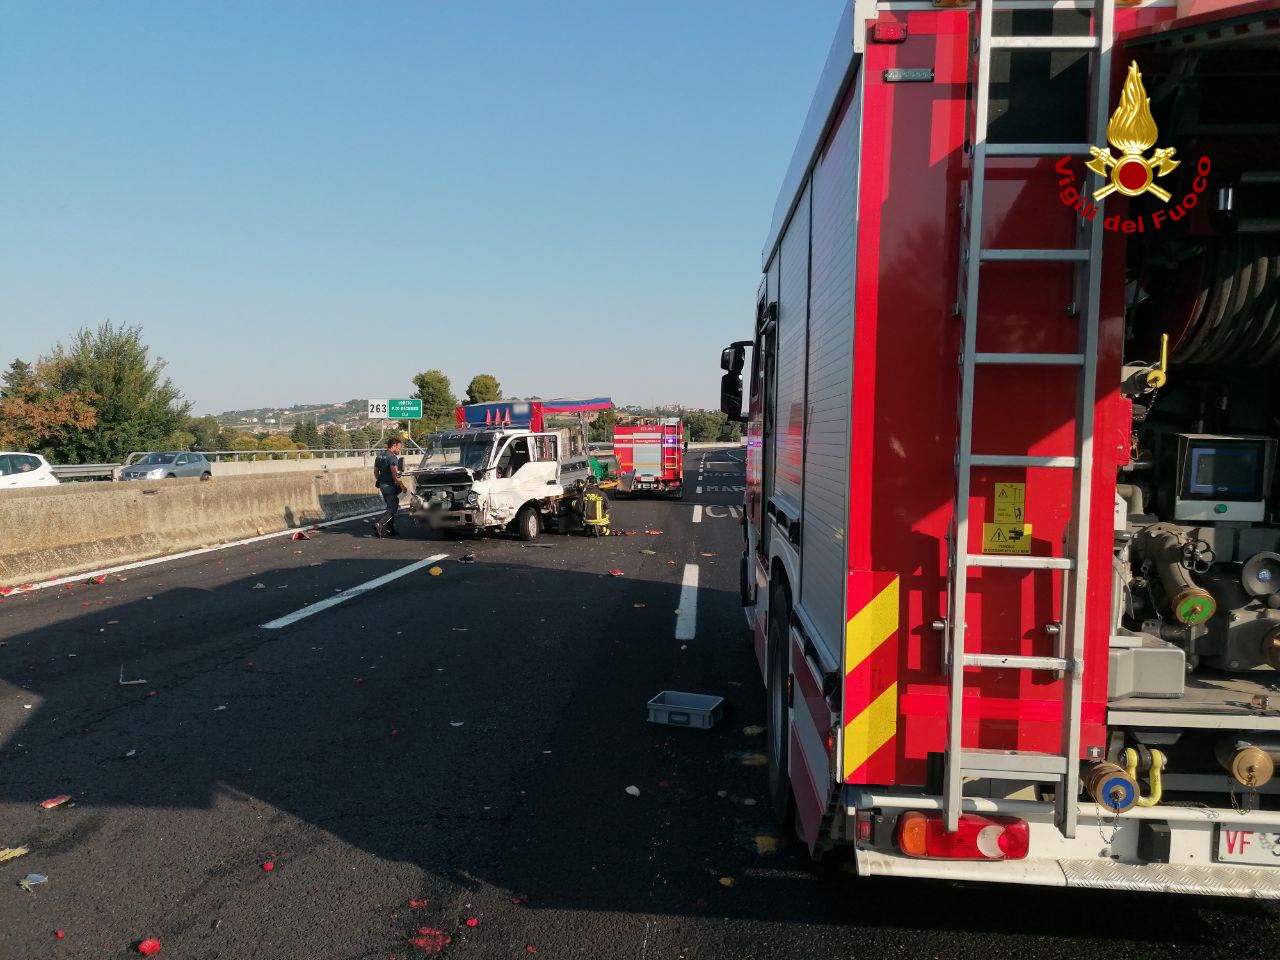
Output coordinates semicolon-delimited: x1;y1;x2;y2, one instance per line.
589;456;605;482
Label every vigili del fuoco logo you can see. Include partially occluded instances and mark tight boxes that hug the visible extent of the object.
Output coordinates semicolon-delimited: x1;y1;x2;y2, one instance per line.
1057;61;1210;233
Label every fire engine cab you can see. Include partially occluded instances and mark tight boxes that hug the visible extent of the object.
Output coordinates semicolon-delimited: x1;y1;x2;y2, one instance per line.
720;0;1280;896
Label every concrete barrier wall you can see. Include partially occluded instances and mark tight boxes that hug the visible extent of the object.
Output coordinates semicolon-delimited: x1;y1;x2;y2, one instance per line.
0;467;382;588
211;456;375;477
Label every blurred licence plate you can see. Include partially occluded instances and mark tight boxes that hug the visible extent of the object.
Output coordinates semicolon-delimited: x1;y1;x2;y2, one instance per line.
1216;828;1280;866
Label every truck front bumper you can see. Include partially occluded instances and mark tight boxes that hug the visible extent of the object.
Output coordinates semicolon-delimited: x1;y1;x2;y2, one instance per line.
845;789;1280;898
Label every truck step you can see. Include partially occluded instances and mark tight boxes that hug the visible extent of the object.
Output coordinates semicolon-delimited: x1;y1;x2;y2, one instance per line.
969;454;1079;468
974;352;1085;366
990;35;1099;50
984;143;1094;157
965;554;1075;570
962;653;1071;671
960;749;1070;779
980;248;1091;263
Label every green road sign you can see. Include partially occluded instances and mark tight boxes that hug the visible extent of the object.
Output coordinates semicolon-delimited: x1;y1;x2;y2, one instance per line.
367;398;423;420
388;398;423;420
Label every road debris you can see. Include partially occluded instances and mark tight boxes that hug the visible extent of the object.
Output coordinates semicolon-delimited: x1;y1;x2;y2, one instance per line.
408;928;451;953
429;567;443;577
609;569;625;577
464;917;479;927
718;876;736;888
136;939;162;955
633;603;646;608
755;835;779;854
742;725;766;736
214;705;228;712
261;861;275;872
511;894;529;905
40;795;71;810
458;554;477;564
55;930;65;939
450;721;464;728
700;552;716;558
19;873;48;892
252;582;266;590
644;530;663;535
89;574;108;585
291;531;313;541
625;785;641;797
124;749;137;759
739;753;768;767
408;898;430;910
0;847;29;863
120;665;147;685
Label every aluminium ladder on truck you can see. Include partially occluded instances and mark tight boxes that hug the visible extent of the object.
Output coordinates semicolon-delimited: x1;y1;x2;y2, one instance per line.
943;0;1117;837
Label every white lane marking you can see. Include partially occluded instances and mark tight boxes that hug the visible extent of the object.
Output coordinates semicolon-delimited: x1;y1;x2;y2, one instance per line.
695;486;702;494
675;563;699;640
12;510;384;592
262;554;448;629
692;505;703;523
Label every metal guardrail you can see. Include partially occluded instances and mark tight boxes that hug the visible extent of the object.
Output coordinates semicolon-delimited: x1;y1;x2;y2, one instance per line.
50;463;120;481
178;447;380;464
51;448;381;482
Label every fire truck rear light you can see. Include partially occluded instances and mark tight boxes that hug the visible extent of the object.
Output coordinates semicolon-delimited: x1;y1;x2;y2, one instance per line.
872;22;907;43
895;811;1029;861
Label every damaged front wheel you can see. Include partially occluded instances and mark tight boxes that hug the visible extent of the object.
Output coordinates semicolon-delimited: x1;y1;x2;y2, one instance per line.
514;505;541;542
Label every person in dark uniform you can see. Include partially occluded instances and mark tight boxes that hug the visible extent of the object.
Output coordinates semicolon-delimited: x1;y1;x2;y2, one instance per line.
373;436;406;538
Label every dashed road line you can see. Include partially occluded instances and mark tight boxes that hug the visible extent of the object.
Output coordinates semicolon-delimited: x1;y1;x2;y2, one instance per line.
675;563;699;640
262;554;448;629
692;505;703;523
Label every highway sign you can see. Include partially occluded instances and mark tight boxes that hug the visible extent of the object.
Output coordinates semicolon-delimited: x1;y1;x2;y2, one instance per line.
367;398;423;420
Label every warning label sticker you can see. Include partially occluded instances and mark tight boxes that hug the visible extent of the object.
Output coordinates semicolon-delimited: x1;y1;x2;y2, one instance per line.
994;482;1026;523
983;522;1033;554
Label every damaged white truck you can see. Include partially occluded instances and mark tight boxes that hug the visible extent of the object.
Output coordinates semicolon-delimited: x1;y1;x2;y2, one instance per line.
405;399;610;540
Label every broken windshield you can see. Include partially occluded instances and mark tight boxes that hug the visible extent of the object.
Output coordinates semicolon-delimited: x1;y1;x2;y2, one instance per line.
417;433;495;472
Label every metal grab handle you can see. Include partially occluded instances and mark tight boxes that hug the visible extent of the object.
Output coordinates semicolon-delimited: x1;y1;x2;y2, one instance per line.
669;712;691;726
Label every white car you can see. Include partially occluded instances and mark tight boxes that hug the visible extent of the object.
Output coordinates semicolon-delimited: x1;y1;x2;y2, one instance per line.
0;452;60;489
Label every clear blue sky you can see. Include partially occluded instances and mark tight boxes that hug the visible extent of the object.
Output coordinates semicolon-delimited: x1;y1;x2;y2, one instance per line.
1;1;841;414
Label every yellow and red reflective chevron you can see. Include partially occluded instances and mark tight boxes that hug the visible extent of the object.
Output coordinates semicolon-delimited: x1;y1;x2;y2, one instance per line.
843;572;900;783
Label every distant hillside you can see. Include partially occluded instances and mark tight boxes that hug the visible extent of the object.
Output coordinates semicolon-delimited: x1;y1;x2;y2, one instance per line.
213;399;367;425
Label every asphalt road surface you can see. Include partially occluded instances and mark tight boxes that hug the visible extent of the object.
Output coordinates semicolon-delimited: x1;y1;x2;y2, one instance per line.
2;449;1277;959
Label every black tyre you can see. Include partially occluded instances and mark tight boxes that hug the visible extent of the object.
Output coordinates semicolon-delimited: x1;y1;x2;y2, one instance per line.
767;581;795;826
515;505;540;542
200;471;212;480
166;473;176;479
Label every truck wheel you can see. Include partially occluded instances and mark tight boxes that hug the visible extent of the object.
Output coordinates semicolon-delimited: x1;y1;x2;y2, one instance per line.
767;582;795;826
515;505;540;541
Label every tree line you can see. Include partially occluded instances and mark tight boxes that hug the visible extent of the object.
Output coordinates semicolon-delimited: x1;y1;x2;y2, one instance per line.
2;321;734;463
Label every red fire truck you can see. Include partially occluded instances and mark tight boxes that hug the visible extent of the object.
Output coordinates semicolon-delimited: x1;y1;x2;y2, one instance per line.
720;0;1280;896
614;419;685;497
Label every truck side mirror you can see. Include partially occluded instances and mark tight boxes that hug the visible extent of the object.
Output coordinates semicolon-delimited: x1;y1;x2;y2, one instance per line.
721;344;745;373
721;370;744;422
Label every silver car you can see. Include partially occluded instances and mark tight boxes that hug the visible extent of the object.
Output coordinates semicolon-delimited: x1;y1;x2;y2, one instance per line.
119;452;212;481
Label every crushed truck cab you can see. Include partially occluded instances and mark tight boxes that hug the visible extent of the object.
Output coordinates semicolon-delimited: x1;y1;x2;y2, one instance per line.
407;399;602;539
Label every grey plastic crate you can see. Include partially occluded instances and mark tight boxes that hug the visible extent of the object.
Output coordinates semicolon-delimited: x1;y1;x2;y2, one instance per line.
646;691;724;730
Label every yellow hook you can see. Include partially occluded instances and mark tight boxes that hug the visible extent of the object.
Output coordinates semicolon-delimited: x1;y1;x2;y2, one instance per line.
1123;747;1165;807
